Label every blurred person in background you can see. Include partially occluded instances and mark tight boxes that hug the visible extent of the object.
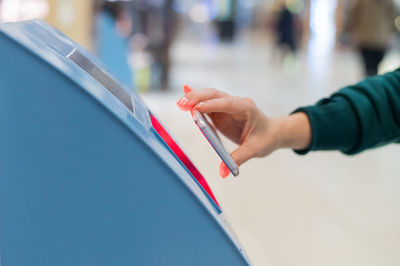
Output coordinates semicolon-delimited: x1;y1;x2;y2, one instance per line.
269;0;303;64
131;0;178;90
177;67;400;177
151;0;178;90
94;0;134;89
215;0;238;42
346;0;397;76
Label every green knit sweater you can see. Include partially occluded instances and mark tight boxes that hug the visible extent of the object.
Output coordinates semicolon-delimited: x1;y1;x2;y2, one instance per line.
295;69;400;155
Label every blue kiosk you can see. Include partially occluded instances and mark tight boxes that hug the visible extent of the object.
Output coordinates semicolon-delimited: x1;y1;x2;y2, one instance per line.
0;20;250;265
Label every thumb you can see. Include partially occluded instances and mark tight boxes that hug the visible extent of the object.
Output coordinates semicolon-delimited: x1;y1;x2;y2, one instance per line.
219;144;254;178
231;144;254;167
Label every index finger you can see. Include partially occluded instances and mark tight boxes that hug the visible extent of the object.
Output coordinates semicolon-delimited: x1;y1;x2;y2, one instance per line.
193;96;251;115
184;88;228;107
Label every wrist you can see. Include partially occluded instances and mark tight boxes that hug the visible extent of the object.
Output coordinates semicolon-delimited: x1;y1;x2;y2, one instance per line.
277;112;312;150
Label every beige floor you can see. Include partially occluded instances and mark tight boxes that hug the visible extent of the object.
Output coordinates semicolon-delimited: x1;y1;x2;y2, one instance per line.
141;34;400;266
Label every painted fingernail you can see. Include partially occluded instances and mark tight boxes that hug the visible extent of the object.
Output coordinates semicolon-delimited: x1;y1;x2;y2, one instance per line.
179;104;192;111
181;96;190;106
177;96;189;106
219;162;230;179
184;85;192;94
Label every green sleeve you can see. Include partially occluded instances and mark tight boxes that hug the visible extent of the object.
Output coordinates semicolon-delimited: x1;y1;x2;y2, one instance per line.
294;69;400;155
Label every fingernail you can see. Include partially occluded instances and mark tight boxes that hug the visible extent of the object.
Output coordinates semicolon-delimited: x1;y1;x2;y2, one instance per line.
184;85;192;94
177;98;183;106
178;104;191;111
177;96;189;106
220;162;230;179
181;96;189;106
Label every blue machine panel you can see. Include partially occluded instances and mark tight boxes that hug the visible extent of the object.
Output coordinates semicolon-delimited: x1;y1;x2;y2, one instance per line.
0;20;250;265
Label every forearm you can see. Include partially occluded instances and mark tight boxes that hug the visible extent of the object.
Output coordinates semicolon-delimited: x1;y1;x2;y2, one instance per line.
286;69;400;155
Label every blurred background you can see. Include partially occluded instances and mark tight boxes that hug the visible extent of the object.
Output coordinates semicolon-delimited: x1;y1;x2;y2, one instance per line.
1;0;400;265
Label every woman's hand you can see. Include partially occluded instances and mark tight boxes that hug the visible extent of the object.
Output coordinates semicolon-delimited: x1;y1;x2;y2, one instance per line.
177;85;311;178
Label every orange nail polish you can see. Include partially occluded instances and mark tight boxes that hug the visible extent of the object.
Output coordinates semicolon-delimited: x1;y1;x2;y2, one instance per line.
179;105;191;111
219;162;230;178
180;96;189;106
184;85;192;94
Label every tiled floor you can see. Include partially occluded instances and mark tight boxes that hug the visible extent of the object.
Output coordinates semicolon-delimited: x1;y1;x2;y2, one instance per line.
141;32;400;266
